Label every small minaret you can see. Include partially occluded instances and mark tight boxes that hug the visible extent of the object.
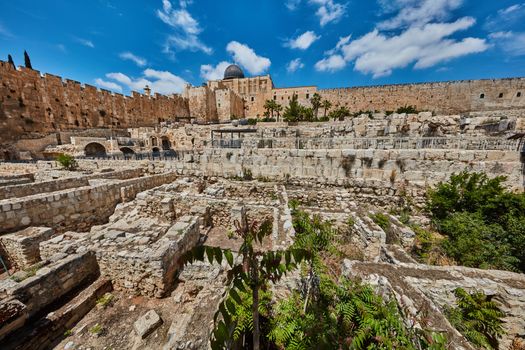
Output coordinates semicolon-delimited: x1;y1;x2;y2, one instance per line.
144;85;151;97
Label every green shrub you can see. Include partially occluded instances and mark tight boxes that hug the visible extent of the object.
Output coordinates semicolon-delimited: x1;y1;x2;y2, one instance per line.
426;171;525;272
445;288;505;350
246;118;257;125
56;154;78;171
370;212;391;231
396;105;419;114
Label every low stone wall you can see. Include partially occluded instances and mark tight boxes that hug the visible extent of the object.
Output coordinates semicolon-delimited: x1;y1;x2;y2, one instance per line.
7;251;99;319
0;173;35;187
0;172;178;234
0;177;89;200
0;169;142;200
0;227;53;269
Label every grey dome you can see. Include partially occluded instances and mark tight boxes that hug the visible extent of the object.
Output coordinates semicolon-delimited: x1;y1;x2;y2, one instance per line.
224;64;245;80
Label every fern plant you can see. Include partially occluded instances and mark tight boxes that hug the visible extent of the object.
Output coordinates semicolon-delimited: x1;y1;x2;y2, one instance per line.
445;288;506;350
181;218;309;350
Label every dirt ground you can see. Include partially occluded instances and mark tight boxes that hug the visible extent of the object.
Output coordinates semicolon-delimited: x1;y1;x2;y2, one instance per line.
52;291;178;350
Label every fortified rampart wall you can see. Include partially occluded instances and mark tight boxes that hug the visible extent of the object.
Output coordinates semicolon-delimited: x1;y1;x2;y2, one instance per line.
0;61;190;143
319;78;525;114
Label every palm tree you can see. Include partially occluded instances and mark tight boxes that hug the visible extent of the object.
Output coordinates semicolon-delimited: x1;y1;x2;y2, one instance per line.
274;103;283;122
264;100;275;119
310;93;322;119
321;99;332;119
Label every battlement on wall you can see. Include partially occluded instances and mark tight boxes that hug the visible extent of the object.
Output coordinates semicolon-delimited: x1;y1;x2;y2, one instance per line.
0;61;190;140
318;77;525;92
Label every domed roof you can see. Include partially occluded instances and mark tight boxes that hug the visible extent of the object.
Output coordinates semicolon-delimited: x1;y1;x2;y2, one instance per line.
224;64;245;80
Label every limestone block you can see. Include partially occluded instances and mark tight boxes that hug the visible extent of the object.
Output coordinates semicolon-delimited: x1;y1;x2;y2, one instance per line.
134;310;163;339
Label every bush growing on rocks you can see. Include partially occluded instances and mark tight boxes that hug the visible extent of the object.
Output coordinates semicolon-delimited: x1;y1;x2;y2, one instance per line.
427;171;525;272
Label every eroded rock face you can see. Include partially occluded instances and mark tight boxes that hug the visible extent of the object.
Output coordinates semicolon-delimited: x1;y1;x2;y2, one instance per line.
342;256;525;350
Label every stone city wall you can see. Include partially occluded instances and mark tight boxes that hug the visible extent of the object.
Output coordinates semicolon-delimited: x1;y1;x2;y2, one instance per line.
0;172;178;234
0;61;189;143
319;78;525;115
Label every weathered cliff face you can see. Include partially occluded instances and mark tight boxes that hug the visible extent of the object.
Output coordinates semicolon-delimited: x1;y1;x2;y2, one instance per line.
0;61;190;143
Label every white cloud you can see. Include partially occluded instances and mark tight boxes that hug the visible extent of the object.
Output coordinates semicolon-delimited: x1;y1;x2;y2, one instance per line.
286;31;321;50
287;58;305;73
157;0;211;57
74;37;95;48
309;0;346;26
95;78;123;92
378;0;463;30
57;44;67;53
119;52;147;67
489;31;525;56
200;61;232;81
226;41;271;75
105;69;187;95
286;0;301;10
315;54;346;72
485;3;525;31
317;17;488;77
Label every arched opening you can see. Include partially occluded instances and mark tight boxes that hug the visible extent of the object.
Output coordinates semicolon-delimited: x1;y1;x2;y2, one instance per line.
161;137;171;150
151;137;158;147
152;147;160;156
120;147;135;155
84;142;107;157
480;93;485;99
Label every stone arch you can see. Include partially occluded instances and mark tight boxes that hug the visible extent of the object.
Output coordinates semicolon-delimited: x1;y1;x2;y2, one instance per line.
152;147;160;154
84;142;107;157
120;147;135;155
161;136;171;150
151;137;158;147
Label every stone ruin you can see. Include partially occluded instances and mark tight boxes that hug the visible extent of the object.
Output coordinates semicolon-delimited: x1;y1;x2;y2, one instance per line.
0;109;524;349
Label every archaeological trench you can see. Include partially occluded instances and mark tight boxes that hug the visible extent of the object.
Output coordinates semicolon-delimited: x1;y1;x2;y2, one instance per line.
1;63;525;349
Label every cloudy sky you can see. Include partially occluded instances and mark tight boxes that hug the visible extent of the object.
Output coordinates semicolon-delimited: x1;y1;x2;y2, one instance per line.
1;0;524;95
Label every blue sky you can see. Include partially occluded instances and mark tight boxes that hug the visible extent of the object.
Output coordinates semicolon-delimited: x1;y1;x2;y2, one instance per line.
1;0;524;95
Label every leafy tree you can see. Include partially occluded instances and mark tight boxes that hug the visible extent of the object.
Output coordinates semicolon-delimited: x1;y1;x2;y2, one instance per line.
321;99;332;119
181;218;309;350
7;54;15;69
329;106;351;121
264;99;276;119
310;93;322;119
445;288;506;350
24;50;32;69
283;94;302;122
56;154;78;171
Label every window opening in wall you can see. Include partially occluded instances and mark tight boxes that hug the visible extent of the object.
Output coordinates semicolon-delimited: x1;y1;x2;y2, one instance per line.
518;92;522;97
251;97;254;102
480;93;485;99
306;94;310;99
499;93;503;98
273;95;276;100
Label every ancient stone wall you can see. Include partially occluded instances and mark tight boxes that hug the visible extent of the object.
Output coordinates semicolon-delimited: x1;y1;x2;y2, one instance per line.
184;85;218;122
0;172;178;233
215;89;244;121
4;252;99;326
0;61;189;143
0;169;142;200
319;78;525;114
